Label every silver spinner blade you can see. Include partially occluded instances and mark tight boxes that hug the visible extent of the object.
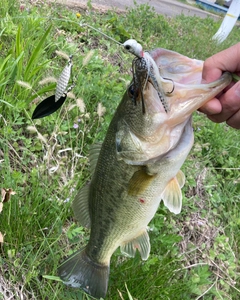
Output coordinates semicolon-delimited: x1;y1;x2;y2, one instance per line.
55;55;73;102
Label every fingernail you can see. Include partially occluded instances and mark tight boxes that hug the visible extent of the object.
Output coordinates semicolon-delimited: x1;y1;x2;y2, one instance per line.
234;81;240;98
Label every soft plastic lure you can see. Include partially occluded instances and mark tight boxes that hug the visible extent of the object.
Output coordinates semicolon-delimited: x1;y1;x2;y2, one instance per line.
123;39;144;58
123;39;171;113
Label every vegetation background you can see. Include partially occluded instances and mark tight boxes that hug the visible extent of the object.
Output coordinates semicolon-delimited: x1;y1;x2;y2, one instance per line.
0;0;239;299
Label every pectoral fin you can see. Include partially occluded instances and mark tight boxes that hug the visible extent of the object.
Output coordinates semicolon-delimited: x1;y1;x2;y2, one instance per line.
120;229;150;260
128;168;155;196
161;177;182;214
176;170;185;188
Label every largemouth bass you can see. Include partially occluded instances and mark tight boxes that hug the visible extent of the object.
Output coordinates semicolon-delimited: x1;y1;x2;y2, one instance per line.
58;48;231;299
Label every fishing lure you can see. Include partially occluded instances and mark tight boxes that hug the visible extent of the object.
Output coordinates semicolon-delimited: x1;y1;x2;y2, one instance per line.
124;39;171;113
123;39;144;58
78;26;173;113
32;94;67;119
32;55;73;119
55;55;73;102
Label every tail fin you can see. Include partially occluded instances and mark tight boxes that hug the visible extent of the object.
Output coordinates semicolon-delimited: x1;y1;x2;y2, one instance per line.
58;248;109;299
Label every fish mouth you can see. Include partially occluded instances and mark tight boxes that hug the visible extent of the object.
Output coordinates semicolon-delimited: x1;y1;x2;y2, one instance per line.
149;48;204;85
131;48;232;119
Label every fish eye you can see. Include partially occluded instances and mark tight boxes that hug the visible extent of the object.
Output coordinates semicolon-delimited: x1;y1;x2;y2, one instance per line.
128;84;138;98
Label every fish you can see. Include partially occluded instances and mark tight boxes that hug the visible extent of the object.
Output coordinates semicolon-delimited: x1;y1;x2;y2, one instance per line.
58;47;232;299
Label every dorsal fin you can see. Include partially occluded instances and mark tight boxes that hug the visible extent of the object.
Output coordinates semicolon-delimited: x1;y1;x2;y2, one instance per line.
89;143;102;176
161;177;182;214
120;229;150;261
72;184;91;228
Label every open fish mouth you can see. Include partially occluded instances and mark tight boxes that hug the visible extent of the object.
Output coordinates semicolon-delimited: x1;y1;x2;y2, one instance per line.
130;47;232;119
118;46;232;165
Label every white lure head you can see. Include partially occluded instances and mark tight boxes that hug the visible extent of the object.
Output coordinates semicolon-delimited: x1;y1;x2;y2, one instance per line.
123;39;144;58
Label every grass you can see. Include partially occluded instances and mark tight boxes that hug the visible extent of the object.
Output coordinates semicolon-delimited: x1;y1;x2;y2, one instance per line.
0;0;240;299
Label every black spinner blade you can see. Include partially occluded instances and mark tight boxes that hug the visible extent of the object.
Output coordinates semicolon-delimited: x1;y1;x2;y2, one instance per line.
32;94;67;119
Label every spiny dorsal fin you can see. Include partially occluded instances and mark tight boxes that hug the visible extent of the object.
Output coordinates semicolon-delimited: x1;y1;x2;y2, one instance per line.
161;177;182;214
89;143;102;176
176;170;185;188
120;229;150;261
72;184;91;228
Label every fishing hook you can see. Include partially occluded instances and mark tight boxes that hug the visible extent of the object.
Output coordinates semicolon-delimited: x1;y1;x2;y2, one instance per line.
163;77;175;94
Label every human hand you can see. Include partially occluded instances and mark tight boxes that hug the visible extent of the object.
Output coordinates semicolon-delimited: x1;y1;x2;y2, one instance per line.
200;42;240;129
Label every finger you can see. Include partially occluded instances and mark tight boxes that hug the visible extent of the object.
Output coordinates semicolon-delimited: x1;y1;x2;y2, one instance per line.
227;110;240;129
202;42;240;83
206;81;240;123
202;56;222;82
198;98;222;115
199;82;235;115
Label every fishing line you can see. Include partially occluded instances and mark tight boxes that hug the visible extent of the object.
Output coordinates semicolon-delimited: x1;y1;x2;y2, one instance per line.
80;22;123;46
1;14;122;47
2;14;134;54
6;15;124;49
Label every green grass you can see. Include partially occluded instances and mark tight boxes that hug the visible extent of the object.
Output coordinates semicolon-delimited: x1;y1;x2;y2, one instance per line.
0;0;240;299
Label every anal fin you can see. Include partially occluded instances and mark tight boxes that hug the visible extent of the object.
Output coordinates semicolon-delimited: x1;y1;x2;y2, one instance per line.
120;229;150;261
